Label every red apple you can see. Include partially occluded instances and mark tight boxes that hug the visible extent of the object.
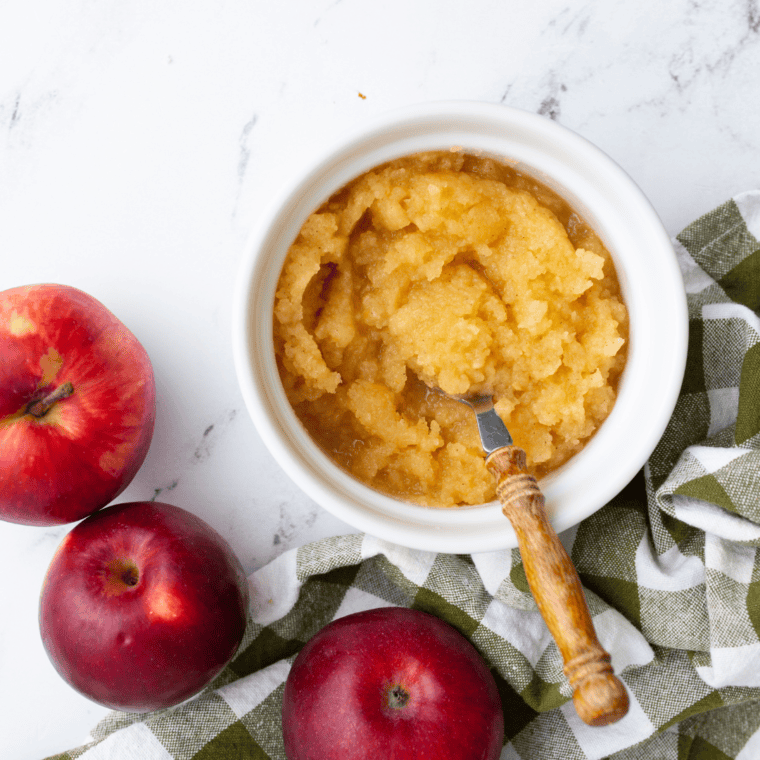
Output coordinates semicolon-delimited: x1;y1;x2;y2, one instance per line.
0;283;155;526
39;501;250;712
282;607;504;760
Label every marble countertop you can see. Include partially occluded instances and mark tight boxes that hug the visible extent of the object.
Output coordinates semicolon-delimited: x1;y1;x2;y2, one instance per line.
1;1;759;757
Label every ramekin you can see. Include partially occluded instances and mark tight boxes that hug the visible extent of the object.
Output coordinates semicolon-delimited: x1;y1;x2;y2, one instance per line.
232;101;688;554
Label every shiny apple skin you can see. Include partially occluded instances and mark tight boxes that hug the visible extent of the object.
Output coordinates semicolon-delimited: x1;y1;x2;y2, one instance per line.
0;283;155;525
282;607;504;760
39;501;250;712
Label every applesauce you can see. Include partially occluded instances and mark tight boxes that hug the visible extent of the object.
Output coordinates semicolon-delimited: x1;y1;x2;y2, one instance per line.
273;151;628;507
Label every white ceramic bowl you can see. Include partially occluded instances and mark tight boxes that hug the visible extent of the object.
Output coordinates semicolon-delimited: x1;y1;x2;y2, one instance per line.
232;101;688;554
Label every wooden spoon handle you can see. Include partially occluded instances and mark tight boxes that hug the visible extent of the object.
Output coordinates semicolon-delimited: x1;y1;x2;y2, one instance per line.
486;447;629;727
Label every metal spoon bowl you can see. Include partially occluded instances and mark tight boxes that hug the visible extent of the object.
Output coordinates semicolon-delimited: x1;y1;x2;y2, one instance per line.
451;393;512;454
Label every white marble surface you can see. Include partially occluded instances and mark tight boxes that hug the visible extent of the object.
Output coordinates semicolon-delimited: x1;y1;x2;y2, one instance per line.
1;1;759;757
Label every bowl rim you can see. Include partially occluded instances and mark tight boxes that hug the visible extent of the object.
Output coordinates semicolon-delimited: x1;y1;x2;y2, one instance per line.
232;100;688;554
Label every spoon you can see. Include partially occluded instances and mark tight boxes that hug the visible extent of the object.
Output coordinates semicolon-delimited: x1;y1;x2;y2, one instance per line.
455;392;629;727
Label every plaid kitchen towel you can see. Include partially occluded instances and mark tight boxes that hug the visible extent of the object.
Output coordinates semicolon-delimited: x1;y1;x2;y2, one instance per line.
46;190;760;760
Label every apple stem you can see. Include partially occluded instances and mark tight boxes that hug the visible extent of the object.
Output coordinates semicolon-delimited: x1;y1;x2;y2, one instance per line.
27;382;75;418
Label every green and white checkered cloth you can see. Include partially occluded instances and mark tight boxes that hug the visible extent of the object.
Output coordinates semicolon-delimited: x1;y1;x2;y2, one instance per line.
47;190;760;760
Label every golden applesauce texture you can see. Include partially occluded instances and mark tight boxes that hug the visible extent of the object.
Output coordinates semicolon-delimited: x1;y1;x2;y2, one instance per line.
273;151;628;507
